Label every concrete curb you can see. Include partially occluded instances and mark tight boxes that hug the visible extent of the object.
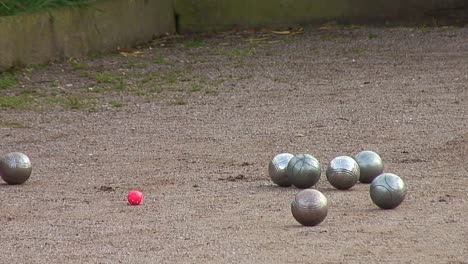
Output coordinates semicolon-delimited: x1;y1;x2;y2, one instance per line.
0;0;175;71
174;0;468;32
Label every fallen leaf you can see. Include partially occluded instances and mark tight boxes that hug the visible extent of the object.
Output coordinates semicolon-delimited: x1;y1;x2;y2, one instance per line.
118;48;145;56
271;30;291;35
271;28;304;36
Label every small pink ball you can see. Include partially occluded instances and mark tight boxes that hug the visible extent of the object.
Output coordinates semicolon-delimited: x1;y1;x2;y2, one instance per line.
127;190;144;205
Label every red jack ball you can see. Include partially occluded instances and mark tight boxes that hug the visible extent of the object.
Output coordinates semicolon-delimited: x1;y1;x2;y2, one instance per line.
127;190;143;205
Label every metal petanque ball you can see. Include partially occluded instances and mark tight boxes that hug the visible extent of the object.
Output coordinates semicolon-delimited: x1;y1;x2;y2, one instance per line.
0;152;32;185
326;156;360;190
370;173;407;209
291;189;328;226
354;150;384;183
287;154;321;189
268;153;294;187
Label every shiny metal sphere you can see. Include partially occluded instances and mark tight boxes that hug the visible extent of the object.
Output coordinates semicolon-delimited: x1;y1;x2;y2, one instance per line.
287;154;321;189
326;156;360;190
0;152;32;185
354;150;384;183
291;189;328;226
370;173;407;209
268;153;294;187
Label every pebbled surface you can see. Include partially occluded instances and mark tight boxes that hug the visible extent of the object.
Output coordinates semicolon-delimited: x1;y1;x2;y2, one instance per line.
0;26;467;264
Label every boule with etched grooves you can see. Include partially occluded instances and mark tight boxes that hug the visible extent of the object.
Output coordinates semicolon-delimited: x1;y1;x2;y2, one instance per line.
370;173;407;209
291;189;328;226
326;156;360;190
287;154;321;189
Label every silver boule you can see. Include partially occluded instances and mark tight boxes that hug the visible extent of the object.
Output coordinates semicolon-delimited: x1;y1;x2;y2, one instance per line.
291;189;328;226
0;152;32;185
287;154;321;189
326;156;360;190
268;153;294;187
354;150;384;183
370;173;407;209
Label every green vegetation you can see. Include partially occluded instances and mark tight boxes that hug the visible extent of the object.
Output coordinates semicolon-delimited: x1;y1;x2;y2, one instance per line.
0;73;18;89
0;40;222;112
417;24;429;33
0;94;34;109
232;47;256;57
368;31;378;39
147;86;163;94
0;66;220;111
0;118;26;128
61;96;98;110
160;71;181;85
81;71;127;91
0;0;94;16
93;72;120;84
69;60;87;71
190;84;203;92
108;100;125;108
44;96;95;110
125;58;148;69
0;79;100;111
152;55;171;65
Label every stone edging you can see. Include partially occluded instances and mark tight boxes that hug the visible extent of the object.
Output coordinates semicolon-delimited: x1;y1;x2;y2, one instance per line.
0;0;175;71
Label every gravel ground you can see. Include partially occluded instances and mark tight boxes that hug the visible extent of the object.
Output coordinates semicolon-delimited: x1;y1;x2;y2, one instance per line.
0;26;467;264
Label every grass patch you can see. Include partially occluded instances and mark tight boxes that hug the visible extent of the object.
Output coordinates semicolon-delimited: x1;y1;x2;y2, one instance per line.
148;86;163;94
161;71;180;85
45;97;65;104
19;88;45;96
108;100;125;108
114;80;126;91
190;84;203;92
416;24;429;33
0;119;27;128
0;94;34;109
152;55;171;65
63;96;96;110
82;71;127;91
49;80;59;88
368;31;378;39
0;73;18;89
232;46;257;57
0;0;95;16
93;72;119;84
64;96;83;109
46;96;97;110
189;81;219;95
70;60;87;71
89;52;104;59
126;58;148;69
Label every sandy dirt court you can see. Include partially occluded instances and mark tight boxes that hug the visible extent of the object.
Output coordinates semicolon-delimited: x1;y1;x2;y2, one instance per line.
0;26;467;263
